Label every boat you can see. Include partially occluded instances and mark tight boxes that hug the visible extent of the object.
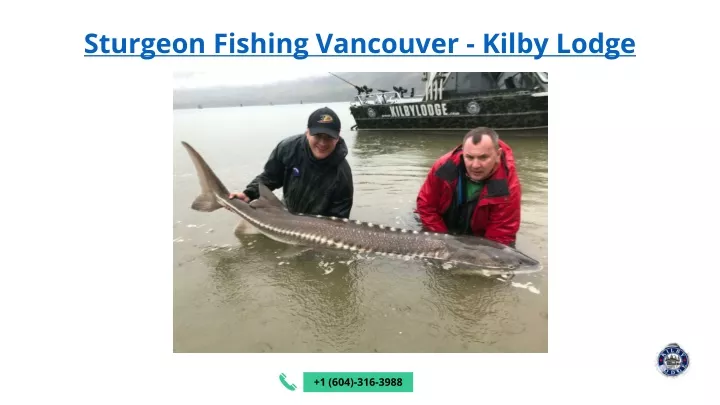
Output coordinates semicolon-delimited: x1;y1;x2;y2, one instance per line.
346;72;548;131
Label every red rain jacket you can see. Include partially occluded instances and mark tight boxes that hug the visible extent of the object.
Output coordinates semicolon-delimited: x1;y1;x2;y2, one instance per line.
415;140;521;246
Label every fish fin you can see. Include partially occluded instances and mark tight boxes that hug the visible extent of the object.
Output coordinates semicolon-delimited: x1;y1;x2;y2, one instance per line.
276;246;314;259
233;218;260;235
191;193;223;212
249;199;273;209
257;183;285;208
181;141;230;212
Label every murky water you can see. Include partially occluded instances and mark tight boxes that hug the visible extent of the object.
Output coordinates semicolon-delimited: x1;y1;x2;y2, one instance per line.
173;102;548;353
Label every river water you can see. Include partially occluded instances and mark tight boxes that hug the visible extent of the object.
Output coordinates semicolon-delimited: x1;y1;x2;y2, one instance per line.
173;101;548;353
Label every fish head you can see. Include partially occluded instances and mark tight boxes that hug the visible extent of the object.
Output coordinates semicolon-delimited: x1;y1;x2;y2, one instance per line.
444;236;542;272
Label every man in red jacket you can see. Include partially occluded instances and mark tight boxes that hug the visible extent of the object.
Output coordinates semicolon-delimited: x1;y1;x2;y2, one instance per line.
415;127;522;248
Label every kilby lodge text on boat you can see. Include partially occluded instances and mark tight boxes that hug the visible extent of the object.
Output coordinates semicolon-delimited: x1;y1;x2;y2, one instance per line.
347;72;548;132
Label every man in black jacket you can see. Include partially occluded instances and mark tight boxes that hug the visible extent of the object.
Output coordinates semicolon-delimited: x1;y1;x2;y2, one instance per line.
229;107;354;218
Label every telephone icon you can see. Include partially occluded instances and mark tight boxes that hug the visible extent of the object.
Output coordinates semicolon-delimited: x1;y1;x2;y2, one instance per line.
279;373;297;391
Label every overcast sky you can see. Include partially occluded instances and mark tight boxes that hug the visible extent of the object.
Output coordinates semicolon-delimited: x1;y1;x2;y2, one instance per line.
173;70;330;88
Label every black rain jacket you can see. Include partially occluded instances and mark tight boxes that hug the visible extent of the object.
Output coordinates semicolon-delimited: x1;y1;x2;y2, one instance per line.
242;134;354;218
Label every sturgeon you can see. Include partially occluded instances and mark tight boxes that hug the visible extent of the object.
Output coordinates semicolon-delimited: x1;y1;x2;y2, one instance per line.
181;141;542;275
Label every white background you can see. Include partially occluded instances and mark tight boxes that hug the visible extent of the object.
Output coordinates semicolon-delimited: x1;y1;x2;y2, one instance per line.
1;0;718;403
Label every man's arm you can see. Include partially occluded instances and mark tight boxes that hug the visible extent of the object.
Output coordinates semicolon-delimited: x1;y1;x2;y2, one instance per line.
483;182;521;247
326;165;354;218
243;144;286;200
415;168;449;233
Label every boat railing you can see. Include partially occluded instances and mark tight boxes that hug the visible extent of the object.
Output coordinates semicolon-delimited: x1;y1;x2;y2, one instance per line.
350;91;422;106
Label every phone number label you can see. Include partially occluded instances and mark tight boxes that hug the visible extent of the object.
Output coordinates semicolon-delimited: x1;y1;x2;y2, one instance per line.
303;372;413;392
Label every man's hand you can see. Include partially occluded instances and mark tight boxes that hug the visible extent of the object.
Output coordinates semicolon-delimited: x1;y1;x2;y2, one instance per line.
228;192;250;207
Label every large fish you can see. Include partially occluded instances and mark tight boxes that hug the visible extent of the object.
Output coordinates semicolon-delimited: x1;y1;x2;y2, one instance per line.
181;141;542;276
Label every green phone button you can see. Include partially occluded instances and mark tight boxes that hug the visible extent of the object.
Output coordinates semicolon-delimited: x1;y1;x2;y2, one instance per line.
303;372;413;392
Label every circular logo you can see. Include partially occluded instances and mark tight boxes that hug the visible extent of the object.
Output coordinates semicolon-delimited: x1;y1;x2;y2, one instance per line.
657;343;689;377
367;108;377;118
466;101;481;114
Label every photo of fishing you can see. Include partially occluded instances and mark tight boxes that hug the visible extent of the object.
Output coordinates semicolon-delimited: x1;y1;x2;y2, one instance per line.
173;71;549;353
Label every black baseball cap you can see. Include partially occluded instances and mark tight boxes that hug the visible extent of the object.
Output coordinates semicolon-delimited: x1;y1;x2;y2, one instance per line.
307;107;341;139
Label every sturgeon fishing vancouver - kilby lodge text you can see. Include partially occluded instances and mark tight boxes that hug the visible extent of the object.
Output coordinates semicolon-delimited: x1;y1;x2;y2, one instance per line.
86;32;634;60
181;141;542;276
